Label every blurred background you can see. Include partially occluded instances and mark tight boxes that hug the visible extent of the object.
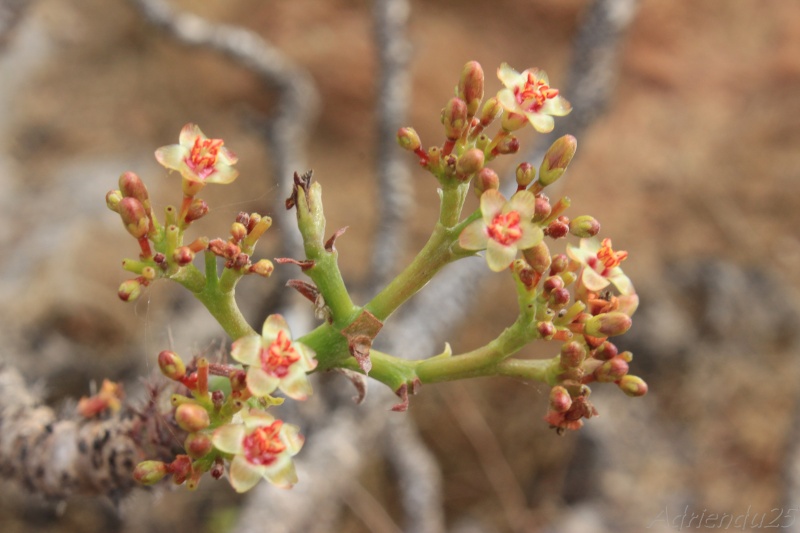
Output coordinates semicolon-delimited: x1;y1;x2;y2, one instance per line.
2;0;800;532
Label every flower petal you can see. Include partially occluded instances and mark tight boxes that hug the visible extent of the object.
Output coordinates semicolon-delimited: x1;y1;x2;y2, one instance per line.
154;144;189;172
506;190;537;219
497;88;521;113
246;367;280;397
497;63;522;87
516;222;544;250
526;112;555;133
486;239;517;272
480;189;507;222
617;293;640;317
241;408;275;428
212;423;246;454
581;268;611;292
541;96;572;117
179;123;203;147
566;242;595;264
279;368;314;401
203;164;239;185
261;314;291;343
295;344;318;372
262;455;298;489
228;455;264;493
280;423;305;456
231;334;262;366
608;269;635;296
458;219;489;251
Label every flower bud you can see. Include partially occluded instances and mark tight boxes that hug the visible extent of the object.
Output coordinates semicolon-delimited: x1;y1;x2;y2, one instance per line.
546;219;569;239
236;211;251;227
593;341;618;361
539;134;577;187
184;432;213;459
119;171;150;210
522;241;551;274
515;162;535;189
618;375;648;397
175;403;210;433
478;97;502;127
442;97;468;140
560;341;586;369
501;111;527;132
456;148;484;177
141;266;157;281
118;278;143;302
458;61;484;117
249;259;274;277
118;197;150;239
158;350;186;381
549;386;572;413
105;190;123;212
550;253;568;274
475;133;491;151
493;135;519;155
569;215;601;238
474;168;499;196
397;127;421;151
230;222;248;243
537;321;555;339
185;198;209;223
595;357;629;382
584;312;632;338
549;288;571;309
528;197;550;224
133;460;168;485
173;246;195;266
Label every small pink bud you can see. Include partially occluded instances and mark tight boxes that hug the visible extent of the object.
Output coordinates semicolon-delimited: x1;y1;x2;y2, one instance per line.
244;215;273;245
569;215;601;238
593;341;618;361
105;190;123;212
188;237;209;253
549;253;568;274
458;61;484;117
118;171;150;210
533;196;552;222
515;162;535;189
456;148;484;178
560;341;586;368
208;238;227;256
133;460;168;485
175;403;210;433
230;222;248;243
236;211;251;227
543;276;564;296
184;433;213;459
474;168;499;196
618;375;648;397
501;111;527;132
546;219;569;239
539;134;577;187
537;321;555;339
118;197;150;239
397;127;421;151
595;357;629;382
549;386;572;413
185;198;209;222
522;241;551;274
118;278;143;302
158;350;186;381
141;266;157;281
442;97;469;140
173;246;195;266
584;312;632;338
550;288;571;309
249;259;274;277
478;97;502;127
493;135;519;155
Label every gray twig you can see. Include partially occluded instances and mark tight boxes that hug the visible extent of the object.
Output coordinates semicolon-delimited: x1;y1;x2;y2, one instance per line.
370;0;414;290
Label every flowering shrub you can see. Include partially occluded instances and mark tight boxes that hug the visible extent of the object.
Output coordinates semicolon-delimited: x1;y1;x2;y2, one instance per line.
109;60;646;493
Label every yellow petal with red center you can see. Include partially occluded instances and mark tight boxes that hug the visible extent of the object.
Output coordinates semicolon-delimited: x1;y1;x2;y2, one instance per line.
480;189;507;223
229;455;265;493
458;219;490;251
212;423;246;455
279;367;314;401
516;222;544;250
497;63;523;87
506;190;537;219
231;334;262;366
179;123;204;147
202;164;239;185
280;423;304;456
261;314;292;344
486;238;517;272
581;267;611;292
525;112;555;133
541;96;572;117
296;344;318;372
246;366;281;397
497;87;522;114
262;455;299;489
154;144;190;173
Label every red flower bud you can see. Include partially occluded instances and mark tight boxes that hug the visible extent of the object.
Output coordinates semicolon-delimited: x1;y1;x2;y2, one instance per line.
522;241;551;274
569;215;601;238
249;259;274;277
515;162;535;189
119;171;150;210
158;350;186;381
118;197;150;239
458;61;484;117
618;375;648;397
184;433;213;459
549;386;572;413
175;403;210;433
539;134;577;187
560;341;587;368
584;312;632;338
397;127;421;151
442;97;468;140
456;148;485;178
133;460;168;485
474;168;499;196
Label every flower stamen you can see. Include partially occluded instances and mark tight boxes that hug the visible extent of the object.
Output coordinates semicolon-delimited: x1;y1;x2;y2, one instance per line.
260;330;301;378
186;137;224;180
597;238;628;270
487;211;523;246
516;73;560;113
242;421;287;466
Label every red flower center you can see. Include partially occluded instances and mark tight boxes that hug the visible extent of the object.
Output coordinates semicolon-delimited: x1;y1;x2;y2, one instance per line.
260;330;301;378
242;421;286;466
186;137;224;179
516;72;559;113
487;211;523;246
597;238;628;270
